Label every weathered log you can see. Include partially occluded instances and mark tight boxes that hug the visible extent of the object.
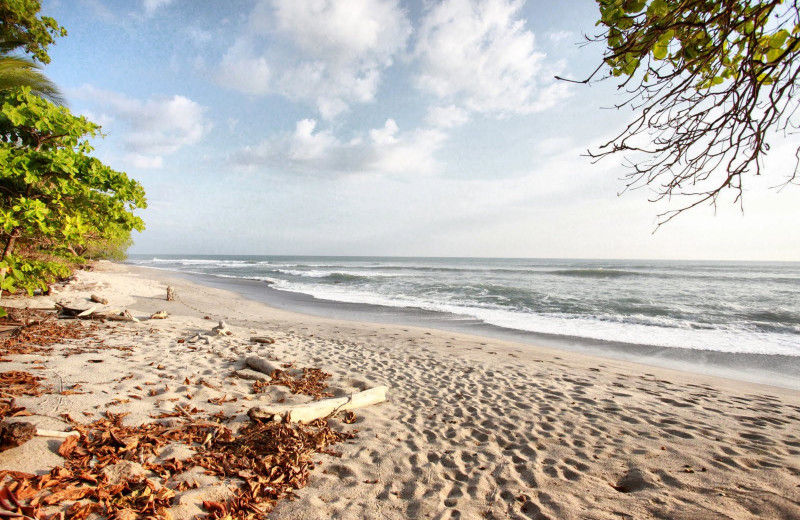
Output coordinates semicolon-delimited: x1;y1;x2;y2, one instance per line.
90;294;108;305
92;310;139;322
36;429;79;439
248;386;388;423
77;305;97;317
166;286;176;301
55;301;93;317
245;356;281;376
250;336;275;344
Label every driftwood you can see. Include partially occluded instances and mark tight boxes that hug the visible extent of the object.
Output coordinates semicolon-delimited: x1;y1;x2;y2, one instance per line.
90;294;108;305
166;286;176;301
248;386;388;423
245;356;281;376
92;310;139;323
55;301;93;318
234;368;272;382
36;429;79;439
250;336;275;344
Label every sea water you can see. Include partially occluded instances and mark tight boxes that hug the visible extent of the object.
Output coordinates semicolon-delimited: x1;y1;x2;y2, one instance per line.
128;256;800;360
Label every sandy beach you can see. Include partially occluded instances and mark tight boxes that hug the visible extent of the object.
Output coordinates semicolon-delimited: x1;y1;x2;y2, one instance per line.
1;262;799;519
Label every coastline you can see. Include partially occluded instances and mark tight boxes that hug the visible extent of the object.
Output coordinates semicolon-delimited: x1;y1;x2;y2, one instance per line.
1;262;799;519
153;265;800;391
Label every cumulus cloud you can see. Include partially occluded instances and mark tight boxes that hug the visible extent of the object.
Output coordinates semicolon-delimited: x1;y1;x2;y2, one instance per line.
217;0;411;119
414;0;570;116
235;118;446;175
72;86;212;168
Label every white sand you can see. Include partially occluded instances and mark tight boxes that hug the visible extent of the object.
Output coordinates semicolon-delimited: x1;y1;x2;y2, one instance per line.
2;262;799;519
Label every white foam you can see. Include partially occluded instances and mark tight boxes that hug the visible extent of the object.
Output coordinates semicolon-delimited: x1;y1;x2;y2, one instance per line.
270;280;800;357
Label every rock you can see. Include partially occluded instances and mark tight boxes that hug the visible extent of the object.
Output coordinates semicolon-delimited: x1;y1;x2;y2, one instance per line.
245;356;281;376
210;321;232;336
235;368;272;382
150;310;169;319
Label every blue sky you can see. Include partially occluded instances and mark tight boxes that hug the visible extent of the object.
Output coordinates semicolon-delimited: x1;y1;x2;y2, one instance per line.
40;0;800;260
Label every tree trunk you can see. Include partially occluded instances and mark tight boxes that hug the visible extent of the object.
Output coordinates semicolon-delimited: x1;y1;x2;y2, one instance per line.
0;228;21;301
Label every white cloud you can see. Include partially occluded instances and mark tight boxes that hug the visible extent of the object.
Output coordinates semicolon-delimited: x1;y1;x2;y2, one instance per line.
217;0;411;119
235;118;446;175
414;0;570;116
143;0;173;16
426;105;470;128
72;86;212;168
218;39;272;96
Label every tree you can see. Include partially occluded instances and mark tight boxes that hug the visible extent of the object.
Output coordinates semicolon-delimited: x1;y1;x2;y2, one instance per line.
568;0;800;224
0;0;66;65
0;46;63;103
0;0;66;103
0;88;147;295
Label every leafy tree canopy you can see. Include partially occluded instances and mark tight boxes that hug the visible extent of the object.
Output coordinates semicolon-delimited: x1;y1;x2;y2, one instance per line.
575;0;800;224
0;0;66;64
0;88;146;294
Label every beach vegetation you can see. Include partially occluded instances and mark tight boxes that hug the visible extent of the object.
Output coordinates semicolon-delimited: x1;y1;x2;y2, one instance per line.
0;2;144;297
0;87;146;295
571;0;800;224
0;0;65;103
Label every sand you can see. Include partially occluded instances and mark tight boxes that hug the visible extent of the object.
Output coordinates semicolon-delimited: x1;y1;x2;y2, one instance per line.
1;261;799;519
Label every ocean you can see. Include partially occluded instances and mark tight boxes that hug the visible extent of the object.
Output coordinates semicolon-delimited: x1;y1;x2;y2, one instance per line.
127;255;800;384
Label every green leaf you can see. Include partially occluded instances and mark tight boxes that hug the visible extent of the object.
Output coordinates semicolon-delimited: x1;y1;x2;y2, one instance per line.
653;42;668;60
769;30;789;49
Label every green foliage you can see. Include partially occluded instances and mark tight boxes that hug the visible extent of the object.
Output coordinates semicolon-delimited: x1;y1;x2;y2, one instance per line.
0;0;65;103
0;87;147;291
586;1;800;224
83;228;135;262
0;53;63;103
3;253;73;295
0;0;66;64
598;0;799;89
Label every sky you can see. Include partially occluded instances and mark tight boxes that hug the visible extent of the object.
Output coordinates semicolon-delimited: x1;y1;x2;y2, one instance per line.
39;0;800;260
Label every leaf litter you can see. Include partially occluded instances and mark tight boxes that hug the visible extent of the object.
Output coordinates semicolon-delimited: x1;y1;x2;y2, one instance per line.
0;311;358;520
252;367;333;399
1;411;355;519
